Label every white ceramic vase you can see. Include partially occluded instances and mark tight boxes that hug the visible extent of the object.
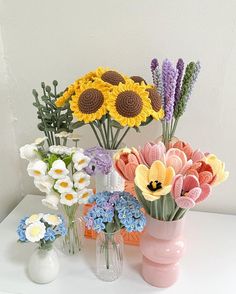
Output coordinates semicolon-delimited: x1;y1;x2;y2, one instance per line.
95;149;125;193
28;247;59;284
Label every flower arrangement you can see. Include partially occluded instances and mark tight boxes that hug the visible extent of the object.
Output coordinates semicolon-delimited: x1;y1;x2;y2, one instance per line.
54;67;164;149
114;141;229;220
84;191;146;233
20;138;93;254
150;58;200;147
84;146;113;176
17;213;66;250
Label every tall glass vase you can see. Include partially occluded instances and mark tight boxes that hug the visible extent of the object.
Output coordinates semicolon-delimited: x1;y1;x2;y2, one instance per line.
95;149;124;193
140;215;185;287
60;204;84;255
96;230;123;281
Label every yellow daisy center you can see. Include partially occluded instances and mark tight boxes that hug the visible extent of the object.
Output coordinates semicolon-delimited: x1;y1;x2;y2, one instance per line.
115;91;143;117
30;227;41;237
60;182;68;188
55;169;63;174
48;215;58;223
34;170;41;175
82;192;89;198
79;178;85;183
147;180;162;192
65;193;74;200
78;89;104;114
78;159;85;165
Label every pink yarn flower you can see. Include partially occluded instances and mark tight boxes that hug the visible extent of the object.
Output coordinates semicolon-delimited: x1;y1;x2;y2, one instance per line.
164;148;191;174
114;147;141;182
171;140;193;160
139;142;166;167
185;161;216;186
171;174;212;209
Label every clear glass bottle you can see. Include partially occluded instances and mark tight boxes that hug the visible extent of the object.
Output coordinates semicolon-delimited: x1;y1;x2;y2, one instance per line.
59;204;84;255
96;230;123;281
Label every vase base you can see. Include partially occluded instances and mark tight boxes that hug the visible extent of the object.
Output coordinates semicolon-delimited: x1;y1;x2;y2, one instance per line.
142;256;180;288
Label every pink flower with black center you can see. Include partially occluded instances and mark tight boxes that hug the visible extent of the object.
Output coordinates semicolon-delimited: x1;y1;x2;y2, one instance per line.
171;174;212;209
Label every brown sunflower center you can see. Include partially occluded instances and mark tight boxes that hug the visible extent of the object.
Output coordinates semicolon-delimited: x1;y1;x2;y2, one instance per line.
101;71;125;85
78;88;104;114
115;90;143;117
130;76;147;85
147;180;162;192
146;88;161;112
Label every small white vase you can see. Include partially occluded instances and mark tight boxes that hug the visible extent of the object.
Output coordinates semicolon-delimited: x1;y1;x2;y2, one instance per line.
28;246;59;284
95;149;125;193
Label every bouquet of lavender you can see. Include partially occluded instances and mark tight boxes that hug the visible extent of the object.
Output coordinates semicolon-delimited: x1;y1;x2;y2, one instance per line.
150;58;201;147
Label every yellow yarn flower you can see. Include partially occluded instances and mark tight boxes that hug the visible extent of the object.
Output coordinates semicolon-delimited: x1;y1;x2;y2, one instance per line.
55;84;75;107
69;81;108;123
204;154;229;186
135;160;175;201
146;85;164;121
107;80;152;127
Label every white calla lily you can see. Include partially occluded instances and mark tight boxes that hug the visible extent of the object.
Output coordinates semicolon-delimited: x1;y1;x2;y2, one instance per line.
42;191;59;210
20;144;39;161
60;191;78;206
54;176;73;193
78;188;93;204
73;172;90;190
72;152;90;171
34;175;54;194
48;159;69;179
27;160;47;178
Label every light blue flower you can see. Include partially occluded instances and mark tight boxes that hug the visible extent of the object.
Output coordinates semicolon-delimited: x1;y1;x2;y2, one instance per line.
17;226;27;242
93;218;105;233
44;228;56;241
55;223;67;237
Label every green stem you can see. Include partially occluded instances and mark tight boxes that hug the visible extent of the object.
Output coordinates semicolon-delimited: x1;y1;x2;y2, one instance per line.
97;124;107;148
169;205;179;221
162;196;166;221
107;116;110;149
90;123;103;147
114;127;130;149
170;117;179;139
111;129;120;149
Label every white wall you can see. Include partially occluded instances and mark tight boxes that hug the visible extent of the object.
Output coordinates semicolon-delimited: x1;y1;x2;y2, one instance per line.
0;0;235;218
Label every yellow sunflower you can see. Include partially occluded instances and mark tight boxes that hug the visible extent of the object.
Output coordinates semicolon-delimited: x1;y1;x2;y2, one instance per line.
146;85;164;120
69;81;109;123
95;66;126;86
55;84;75;107
107;80;152;127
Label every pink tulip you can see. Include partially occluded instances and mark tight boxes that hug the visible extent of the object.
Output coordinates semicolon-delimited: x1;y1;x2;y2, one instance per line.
139;142;166;167
171;141;193;160
171;174;212;209
114;147;141;182
165;148;191;174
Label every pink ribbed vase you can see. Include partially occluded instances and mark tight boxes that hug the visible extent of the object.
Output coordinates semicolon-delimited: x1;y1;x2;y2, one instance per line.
140;215;185;288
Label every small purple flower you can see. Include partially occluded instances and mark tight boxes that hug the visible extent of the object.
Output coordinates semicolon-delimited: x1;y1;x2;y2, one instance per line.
174;58;184;109
162;59;178;122
84;147;112;175
151;58;158;71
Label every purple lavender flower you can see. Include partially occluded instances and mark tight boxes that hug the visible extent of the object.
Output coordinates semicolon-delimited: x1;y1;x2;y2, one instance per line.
84;146;112;175
151;58;158;71
174;58;184;109
162;59;178;122
150;58;164;98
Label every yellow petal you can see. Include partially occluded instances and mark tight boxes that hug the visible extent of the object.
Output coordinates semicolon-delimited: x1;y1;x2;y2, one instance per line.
134;164;149;192
149;160;166;183
164;167;175;185
142;192;161;201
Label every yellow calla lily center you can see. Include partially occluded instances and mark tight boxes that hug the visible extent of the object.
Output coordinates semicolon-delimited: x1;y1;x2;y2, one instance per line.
204;154;229;186
134;160;175;201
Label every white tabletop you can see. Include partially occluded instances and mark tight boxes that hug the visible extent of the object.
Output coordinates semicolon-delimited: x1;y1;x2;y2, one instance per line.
0;195;235;294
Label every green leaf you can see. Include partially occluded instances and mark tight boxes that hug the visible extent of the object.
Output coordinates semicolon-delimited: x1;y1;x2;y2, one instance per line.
111;120;124;129
70;121;85;129
37;123;45;131
62;155;72;167
133;126;141;133
44;153;58;169
140;116;153;126
134;185;151;215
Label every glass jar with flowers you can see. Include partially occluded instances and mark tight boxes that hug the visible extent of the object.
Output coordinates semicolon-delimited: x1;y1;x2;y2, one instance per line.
114;141;229;287
84;191;146;282
17;213;66;284
54;67;164;192
20;140;93;255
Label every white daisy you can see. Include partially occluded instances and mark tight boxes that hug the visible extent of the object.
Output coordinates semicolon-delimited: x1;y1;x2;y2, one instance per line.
25;213;44;225
25;221;46;242
20;144;39;161
42;191;59;210
48;159;69;179
55;131;70;139
73;172;90;190
60;191;78;206
34;175;54;194
27;160;47;178
78;188;93;204
49;145;67;155
72;151;90;171
43;214;62;226
54;176;73;193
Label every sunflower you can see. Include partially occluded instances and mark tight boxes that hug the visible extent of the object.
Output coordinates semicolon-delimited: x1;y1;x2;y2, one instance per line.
146;85;164;120
107;80;152;127
70;81;108;123
55;84;75;107
130;76;147;85
95;67;126;86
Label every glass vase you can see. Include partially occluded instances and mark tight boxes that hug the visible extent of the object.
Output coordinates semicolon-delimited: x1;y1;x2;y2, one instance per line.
60;204;84;255
95;149;125;193
28;245;59;284
96;230;123;281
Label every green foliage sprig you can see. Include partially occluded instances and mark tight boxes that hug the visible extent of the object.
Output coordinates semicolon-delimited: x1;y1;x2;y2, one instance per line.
32;81;73;146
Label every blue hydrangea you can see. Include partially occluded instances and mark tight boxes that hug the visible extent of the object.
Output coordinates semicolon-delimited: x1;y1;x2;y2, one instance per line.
44;228;56;241
85;191;146;233
55;223;67;237
17;226;27;242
